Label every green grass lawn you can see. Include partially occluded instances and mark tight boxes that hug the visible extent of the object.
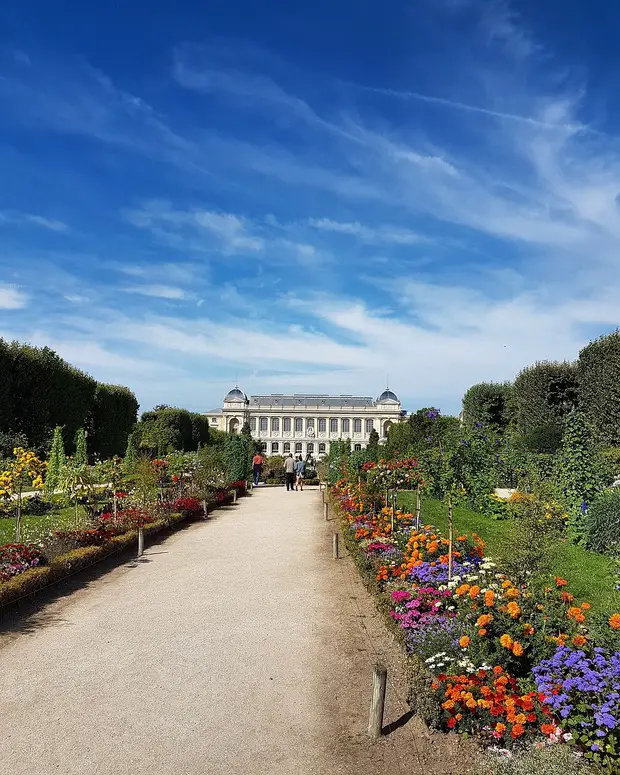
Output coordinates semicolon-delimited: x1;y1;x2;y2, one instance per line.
0;506;87;546
398;492;620;616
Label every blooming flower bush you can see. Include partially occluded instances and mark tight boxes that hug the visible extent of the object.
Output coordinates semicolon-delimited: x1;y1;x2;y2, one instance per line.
333;470;620;766
0;543;46;582
533;646;620;770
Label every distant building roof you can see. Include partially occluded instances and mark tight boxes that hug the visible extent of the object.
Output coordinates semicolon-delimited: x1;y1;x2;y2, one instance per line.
377;389;399;403
249;394;376;408
224;386;248;402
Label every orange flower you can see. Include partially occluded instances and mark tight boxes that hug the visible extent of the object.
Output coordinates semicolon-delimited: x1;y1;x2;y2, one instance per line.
469;585;481;599
510;723;525;739
514;713;527;724
506;601;521;619
572;635;587;647
493;666;503;675
512;642;524;657
459;635;471;648
522;624;535;636
555;577;567;587
501;579;512;589
541;723;556;736
478;628;488;637
581;602;591;611
609;613;620;630
499;634;513;649
495;722;507;735
484;590;495;607
476;614;493;627
505;587;520;600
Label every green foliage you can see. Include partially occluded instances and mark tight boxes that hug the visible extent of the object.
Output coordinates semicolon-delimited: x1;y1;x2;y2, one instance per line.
123;429;140;473
474;744;592;775
509;360;579;453
584;489;620;555
320;438;351;484
194;445;229;495
74;427;88;466
386;407;459;459
90;383;139;459
451;423;501;511
367;427;380;456
134;407;210;455
462;382;512;432
222;434;252;483
45;426;66;493
554;411;605;541
578;328;620;445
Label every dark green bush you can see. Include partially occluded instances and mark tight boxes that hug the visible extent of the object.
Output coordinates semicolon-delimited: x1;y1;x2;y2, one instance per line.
462;382;512;432
90;383;139;459
585;489;620;555
509;361;579;453
578;329;620;445
134;407;210;454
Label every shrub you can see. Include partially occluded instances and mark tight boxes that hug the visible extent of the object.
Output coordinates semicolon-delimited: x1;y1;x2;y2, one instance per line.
23;494;55;516
171;497;204;520
584;489;620;555
462;382;512;433
509;361;579;453
0;543;47;582
578;329;620;445
90;383;139;459
475;744;592;775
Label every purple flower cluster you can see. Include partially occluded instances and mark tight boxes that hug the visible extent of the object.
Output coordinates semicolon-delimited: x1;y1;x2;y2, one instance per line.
390;586;453;630
364;542;400;559
533;646;620;753
405;615;461;655
406;557;480;585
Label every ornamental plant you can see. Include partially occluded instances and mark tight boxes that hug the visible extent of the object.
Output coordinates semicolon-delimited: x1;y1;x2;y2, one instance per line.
45;426;66;494
533;646;620;771
74;427;88;466
0;447;46;542
431;666;554;746
0;543;46;582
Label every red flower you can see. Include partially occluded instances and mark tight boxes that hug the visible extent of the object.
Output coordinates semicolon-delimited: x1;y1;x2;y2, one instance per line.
447;717;457;729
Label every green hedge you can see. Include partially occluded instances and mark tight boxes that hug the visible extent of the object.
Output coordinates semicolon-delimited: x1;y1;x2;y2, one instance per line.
509;361;579;452
461;382;511;432
578;329;620;444
90;384;139;458
135;407;210;455
0;339;138;459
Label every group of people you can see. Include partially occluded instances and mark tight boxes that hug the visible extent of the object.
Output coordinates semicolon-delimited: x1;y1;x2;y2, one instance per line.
252;452;307;491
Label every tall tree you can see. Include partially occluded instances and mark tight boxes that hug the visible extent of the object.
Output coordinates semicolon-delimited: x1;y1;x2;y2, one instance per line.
74;427;88;466
46;426;66;493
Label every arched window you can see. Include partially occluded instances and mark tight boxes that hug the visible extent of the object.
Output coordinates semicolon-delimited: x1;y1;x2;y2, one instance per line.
260;417;268;432
341;418;350;433
353;418;362;433
229;418;239;434
249;417;257;432
307;442;314;454
271;417;280;432
330;418;338;433
295;442;303;454
354;443;362;451
383;420;393;437
318;418;326;432
261;442;267;452
365;419;374;433
294;417;303;432
271;442;279;453
283;417;291;432
283;442;291;453
318;442;326;454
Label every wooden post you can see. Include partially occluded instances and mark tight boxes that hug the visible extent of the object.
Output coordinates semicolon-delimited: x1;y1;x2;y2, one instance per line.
368;664;387;739
391;490;396;532
415;484;421;531
332;532;339;559
203;499;208;519
324;502;329;521
233;488;237;503
137;527;144;558
447;494;454;581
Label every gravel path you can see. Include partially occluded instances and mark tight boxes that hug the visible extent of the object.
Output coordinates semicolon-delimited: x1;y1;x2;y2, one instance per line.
0;486;472;775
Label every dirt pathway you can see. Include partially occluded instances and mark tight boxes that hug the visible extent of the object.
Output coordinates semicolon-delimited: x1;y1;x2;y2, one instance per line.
0;487;471;775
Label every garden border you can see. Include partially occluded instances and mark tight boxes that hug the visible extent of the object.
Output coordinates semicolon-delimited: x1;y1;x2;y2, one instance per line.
0;489;244;612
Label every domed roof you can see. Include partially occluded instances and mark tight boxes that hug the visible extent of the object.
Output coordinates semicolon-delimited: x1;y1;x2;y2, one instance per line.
224;386;247;402
377;388;399;403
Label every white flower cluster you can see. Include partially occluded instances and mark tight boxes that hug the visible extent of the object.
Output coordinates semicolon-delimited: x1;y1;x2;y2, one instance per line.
425;652;450;670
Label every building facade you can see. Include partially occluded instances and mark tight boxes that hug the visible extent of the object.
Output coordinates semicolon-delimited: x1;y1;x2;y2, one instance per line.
205;388;406;457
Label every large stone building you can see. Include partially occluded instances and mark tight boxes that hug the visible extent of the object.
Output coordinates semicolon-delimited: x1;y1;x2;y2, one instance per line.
206;387;406;457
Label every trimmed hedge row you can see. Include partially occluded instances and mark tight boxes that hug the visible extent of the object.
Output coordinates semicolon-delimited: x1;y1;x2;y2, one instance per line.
134;407;210;455
0;490;239;609
0;339;138;458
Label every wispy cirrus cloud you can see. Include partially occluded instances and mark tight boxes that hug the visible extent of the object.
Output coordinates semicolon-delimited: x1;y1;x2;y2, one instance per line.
308;218;428;245
121;284;190;300
0;286;28;310
0;210;69;232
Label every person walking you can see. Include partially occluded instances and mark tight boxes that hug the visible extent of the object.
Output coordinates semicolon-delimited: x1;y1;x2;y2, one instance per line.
294;456;306;491
284;454;296;491
252;452;264;487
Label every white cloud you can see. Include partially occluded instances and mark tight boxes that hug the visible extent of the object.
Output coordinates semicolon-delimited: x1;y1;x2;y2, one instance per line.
122;285;188;300
308;218;427;245
0;285;27;309
0;211;69;232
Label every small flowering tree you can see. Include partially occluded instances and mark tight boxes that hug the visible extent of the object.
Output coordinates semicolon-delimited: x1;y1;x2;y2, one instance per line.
0;448;46;541
59;459;95;526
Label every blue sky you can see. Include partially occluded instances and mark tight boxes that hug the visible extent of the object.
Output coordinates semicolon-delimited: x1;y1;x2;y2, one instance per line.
1;0;620;415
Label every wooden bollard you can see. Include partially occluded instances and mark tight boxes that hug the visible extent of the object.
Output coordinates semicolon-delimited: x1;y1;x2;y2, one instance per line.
368;664;387;739
324;502;328;520
137;527;144;558
233;488;237;503
332;532;339;559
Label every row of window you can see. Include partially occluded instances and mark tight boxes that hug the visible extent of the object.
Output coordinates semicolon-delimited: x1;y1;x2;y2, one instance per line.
250;417;373;433
261;441;363;454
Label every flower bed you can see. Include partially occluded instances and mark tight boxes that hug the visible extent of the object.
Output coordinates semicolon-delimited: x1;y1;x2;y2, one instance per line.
0;543;46;582
332;476;620;770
